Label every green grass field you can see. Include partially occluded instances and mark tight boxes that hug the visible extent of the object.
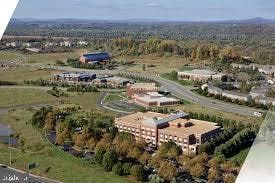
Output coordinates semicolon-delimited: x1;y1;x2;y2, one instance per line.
0;109;128;183
104;93;127;103
0;51;20;61
121;55;208;75
0;88;100;110
0;88;58;108
64;92;100;109
26;52;79;64
0;66;59;83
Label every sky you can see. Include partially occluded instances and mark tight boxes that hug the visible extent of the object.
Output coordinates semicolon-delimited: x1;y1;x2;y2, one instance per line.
12;0;275;21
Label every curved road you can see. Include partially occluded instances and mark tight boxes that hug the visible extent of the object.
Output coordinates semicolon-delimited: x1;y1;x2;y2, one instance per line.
29;64;262;116
154;76;262;116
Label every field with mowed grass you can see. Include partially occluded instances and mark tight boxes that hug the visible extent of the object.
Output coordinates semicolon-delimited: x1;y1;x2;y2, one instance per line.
120;55;207;74
0;66;60;83
0;88;101;110
26;52;77;65
0;109;129;183
0;88;58;108
0;51;21;61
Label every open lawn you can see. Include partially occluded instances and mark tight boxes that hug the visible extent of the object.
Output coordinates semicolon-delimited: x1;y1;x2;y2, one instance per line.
64;92;100;110
104;93;127;103
120;55;208;74
0;88;57;108
25;49;88;64
0;66;61;83
0;88;100;111
0;51;21;61
0;109;129;183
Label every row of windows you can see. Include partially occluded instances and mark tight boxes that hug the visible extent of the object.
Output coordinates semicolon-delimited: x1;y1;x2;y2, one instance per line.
159;134;188;143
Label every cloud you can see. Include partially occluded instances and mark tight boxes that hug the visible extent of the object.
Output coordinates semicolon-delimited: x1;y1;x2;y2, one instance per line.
145;2;161;7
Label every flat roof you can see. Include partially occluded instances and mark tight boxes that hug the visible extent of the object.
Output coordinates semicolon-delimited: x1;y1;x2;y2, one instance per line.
128;83;157;89
160;119;220;136
179;69;217;75
54;72;95;78
115;111;169;126
105;76;131;82
135;95;179;103
146;92;163;97
115;111;220;135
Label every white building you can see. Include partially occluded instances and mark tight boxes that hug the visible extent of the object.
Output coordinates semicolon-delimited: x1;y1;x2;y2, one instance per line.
132;92;180;107
60;41;71;47
221;90;252;102
178;69;226;82
77;41;88;46
207;85;223;96
254;96;275;106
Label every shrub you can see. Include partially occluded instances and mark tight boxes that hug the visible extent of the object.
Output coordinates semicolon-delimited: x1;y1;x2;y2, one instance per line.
102;150;118;171
130;165;145;181
94;149;106;164
112;162;124;176
122;163;132;175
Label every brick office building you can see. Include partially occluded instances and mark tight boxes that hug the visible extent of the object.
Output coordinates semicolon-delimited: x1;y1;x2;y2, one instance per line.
132;92;180;107
114;111;221;154
126;83;158;97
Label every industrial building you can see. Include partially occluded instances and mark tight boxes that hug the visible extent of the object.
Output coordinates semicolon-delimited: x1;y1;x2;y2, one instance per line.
92;76;132;87
115;111;221;154
53;72;96;82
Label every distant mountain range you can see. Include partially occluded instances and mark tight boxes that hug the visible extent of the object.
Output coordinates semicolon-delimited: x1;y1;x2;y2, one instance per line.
9;17;275;25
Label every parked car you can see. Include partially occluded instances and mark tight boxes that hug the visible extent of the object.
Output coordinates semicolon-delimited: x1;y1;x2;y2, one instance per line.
254;112;263;117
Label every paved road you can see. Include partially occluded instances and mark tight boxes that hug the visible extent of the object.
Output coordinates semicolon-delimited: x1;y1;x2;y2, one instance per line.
154;76;263;116
0;166;60;183
29;64;263;116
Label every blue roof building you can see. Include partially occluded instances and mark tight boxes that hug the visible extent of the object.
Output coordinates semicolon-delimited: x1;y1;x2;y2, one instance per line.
80;52;110;64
